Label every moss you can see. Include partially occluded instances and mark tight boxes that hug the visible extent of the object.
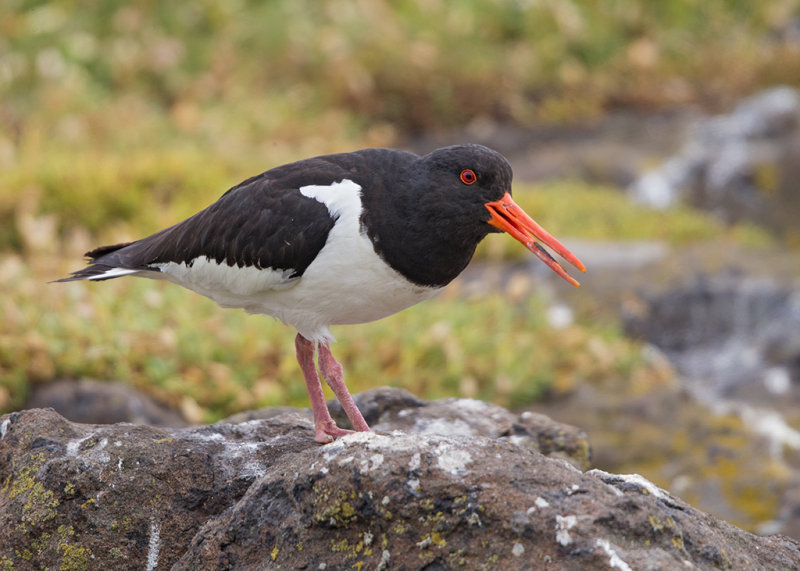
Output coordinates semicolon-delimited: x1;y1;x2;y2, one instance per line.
79;498;96;509
418;498;435;511
2;452;60;534
56;525;92;571
111;516;134;533
448;549;467;567
329;537;369;567
313;485;363;528
331;538;349;553
31;533;52;557
15;549;32;561
648;515;664;531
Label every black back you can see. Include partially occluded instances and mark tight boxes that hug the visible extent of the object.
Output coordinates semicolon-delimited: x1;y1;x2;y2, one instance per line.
60;145;514;288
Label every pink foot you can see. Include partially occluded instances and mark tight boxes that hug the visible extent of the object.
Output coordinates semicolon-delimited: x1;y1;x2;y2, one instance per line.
314;418;357;444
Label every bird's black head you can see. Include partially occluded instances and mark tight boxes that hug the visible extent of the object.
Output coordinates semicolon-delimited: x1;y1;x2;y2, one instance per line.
361;144;584;288
414;144;586;287
417;144;514;230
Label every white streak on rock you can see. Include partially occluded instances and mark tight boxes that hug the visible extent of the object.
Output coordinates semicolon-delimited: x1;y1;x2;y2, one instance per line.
596;538;632;571
146;517;161;571
556;514;577;546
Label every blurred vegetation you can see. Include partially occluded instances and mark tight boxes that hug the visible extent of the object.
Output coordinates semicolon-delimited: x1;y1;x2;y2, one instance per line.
1;253;663;420
0;0;795;419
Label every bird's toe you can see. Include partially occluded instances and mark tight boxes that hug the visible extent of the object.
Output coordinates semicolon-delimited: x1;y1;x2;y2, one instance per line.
314;420;364;444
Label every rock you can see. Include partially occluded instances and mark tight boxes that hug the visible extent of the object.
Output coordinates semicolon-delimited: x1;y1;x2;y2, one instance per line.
0;407;317;569
330;387;591;470
629;86;800;237
25;378;187;427
622;273;800;405
3;391;800;569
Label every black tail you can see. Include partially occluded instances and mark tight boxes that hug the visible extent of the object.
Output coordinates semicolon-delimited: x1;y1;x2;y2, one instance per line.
55;241;138;282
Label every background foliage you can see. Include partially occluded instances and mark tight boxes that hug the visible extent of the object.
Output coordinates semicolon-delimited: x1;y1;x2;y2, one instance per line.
1;0;796;418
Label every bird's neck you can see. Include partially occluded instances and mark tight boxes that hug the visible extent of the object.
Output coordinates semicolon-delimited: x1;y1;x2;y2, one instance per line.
360;183;486;288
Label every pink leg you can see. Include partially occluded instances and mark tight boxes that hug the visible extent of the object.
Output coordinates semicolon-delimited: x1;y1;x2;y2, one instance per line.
317;342;370;433
295;334;355;443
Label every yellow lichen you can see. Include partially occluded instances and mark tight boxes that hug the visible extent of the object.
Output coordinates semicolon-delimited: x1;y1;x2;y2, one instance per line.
648;515;664;531
314;487;361;526
331;539;350;553
418;498;435;511
3;453;60;533
15;549;32;561
57;525;92;571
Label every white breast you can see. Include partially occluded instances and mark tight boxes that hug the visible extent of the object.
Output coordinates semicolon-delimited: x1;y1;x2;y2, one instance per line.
154;179;440;343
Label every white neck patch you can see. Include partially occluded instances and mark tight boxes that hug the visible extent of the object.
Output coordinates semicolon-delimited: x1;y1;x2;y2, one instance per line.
299;179;363;222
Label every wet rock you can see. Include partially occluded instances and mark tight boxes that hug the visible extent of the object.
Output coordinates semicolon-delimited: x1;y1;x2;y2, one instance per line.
622;274;800;404
24;378;187;427
3;394;800;570
630;86;800;237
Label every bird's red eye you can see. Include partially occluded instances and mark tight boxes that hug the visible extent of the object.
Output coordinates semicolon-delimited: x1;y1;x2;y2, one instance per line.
460;169;477;185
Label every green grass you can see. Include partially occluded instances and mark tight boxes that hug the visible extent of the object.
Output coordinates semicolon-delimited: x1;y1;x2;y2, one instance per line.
0;255;659;421
5;1;799;138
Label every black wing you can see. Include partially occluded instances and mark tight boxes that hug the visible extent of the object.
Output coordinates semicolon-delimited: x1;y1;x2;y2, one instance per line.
58;160;348;282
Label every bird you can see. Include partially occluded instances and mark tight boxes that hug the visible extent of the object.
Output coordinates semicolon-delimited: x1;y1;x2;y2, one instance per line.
59;144;585;443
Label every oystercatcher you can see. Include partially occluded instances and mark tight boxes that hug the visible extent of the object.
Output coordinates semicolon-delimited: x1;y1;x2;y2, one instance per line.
59;145;585;443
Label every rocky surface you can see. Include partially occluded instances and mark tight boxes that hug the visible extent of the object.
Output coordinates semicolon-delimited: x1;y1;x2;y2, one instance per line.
630;86;800;238
25;378;187;427
623;273;800;405
3;389;799;570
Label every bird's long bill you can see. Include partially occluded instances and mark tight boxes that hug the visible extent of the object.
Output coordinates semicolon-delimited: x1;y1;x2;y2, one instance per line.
485;192;586;287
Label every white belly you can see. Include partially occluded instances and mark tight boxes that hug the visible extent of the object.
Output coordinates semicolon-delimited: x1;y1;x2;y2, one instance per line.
153;179;440;343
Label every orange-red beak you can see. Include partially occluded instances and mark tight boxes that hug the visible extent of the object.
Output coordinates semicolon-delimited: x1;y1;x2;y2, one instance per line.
485;192;586;287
